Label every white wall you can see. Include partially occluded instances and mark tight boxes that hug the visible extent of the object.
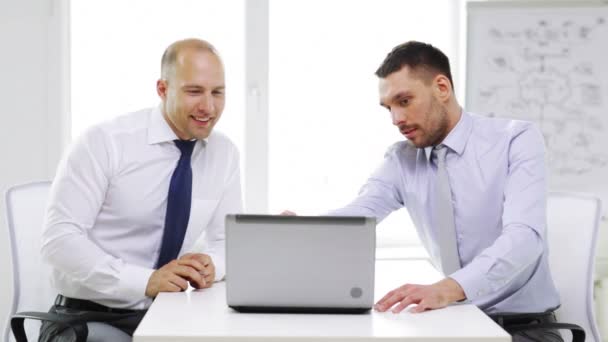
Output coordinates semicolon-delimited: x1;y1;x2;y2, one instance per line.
0;0;67;334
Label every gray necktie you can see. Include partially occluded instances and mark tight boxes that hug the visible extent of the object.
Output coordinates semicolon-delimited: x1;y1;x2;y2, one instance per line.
432;145;461;275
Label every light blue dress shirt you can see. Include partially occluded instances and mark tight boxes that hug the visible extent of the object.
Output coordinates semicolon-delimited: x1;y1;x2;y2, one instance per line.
332;111;560;314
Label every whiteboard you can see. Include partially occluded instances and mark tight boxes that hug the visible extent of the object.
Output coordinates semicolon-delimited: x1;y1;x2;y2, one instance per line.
466;1;608;211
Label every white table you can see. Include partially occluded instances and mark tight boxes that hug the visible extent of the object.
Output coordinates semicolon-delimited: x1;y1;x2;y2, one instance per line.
134;260;510;341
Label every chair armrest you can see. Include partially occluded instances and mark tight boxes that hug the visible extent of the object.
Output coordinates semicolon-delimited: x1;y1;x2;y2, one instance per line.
11;311;88;342
508;322;585;342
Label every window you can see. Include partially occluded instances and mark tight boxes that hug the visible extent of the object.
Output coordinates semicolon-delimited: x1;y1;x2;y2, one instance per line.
71;0;460;252
268;0;457;247
70;0;245;153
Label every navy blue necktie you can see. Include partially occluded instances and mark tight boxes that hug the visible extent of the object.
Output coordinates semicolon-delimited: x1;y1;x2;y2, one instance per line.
156;139;196;268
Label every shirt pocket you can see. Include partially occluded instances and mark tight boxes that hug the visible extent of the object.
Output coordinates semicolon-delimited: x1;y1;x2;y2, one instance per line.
182;198;221;252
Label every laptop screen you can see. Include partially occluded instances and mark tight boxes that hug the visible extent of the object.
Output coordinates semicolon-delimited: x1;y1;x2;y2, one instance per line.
225;214;376;313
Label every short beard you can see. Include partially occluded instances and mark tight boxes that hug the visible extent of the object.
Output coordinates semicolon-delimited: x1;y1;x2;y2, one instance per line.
419;101;449;148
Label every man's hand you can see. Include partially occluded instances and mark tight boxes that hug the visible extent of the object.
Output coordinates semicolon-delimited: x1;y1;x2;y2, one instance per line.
178;253;215;289
374;277;466;313
145;258;208;298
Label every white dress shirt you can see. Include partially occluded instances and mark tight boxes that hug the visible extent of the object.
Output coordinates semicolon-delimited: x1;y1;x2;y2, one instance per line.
331;111;560;314
42;106;242;309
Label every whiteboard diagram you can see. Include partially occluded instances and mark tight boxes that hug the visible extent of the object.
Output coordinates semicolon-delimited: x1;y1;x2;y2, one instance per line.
467;2;608;201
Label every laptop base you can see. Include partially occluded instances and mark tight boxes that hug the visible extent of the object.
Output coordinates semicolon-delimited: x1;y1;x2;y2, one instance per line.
229;305;371;314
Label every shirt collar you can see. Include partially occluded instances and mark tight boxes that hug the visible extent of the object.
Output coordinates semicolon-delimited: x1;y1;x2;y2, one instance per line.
424;109;473;161
147;105;209;145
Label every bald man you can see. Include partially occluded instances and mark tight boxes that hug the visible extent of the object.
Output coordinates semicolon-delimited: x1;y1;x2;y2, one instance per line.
39;38;242;340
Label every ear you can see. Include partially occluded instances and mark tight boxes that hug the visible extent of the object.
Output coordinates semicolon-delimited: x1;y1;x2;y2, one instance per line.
433;74;452;103
157;79;168;100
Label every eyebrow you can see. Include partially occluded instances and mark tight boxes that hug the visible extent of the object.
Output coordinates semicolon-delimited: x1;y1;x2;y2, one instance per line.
380;91;411;107
391;91;411;103
181;85;226;91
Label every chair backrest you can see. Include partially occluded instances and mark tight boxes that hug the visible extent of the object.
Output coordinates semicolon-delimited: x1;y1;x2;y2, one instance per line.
3;181;54;342
547;192;602;342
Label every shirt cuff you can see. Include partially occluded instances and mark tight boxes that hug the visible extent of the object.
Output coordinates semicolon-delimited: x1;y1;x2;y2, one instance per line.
449;260;493;302
117;263;155;301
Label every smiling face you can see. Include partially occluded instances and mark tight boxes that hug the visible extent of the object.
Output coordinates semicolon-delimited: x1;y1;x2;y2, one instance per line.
379;66;453;148
157;48;225;140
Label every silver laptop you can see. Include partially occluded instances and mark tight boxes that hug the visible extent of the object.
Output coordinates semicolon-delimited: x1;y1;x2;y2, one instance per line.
225;214;376;313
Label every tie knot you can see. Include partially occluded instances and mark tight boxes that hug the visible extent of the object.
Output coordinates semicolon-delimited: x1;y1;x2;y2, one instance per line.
431;144;448;165
174;139;196;157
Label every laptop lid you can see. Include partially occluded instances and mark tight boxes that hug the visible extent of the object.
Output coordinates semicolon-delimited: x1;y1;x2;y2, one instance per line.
225;214;376;313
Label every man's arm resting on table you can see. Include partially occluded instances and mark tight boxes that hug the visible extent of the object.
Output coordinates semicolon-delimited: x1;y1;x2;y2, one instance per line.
146;255;212;297
374;277;466;313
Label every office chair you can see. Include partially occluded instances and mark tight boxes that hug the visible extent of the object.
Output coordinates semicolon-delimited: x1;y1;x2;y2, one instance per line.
546;192;603;342
3;181;130;342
